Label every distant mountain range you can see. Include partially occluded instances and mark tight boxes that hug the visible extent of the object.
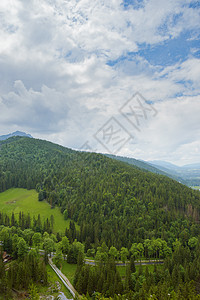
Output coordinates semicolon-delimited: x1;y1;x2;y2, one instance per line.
149;160;200;171
148;160;200;187
0;131;33;141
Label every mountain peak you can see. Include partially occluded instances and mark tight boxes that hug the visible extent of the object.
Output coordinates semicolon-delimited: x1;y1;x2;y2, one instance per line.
0;131;33;141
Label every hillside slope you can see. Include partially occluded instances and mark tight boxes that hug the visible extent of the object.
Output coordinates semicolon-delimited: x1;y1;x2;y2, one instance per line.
106;154;167;175
0;136;200;249
105;154;186;184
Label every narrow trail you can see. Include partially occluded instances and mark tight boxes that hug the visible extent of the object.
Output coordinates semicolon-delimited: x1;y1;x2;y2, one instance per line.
48;257;79;299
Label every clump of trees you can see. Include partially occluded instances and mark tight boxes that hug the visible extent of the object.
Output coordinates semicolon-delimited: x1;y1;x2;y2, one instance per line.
0;242;47;298
0;211;54;234
0;223;68;298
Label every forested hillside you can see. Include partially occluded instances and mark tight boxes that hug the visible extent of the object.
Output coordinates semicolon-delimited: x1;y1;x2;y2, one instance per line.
0;136;200;250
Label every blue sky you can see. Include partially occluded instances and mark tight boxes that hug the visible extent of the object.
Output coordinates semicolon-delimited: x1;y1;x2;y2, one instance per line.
107;31;200;67
133;31;200;66
0;0;200;165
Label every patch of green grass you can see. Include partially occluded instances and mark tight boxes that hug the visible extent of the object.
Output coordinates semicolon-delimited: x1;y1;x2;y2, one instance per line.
191;186;200;190
61;261;77;284
117;266;126;278
0;188;75;234
135;264;163;273
117;263;163;279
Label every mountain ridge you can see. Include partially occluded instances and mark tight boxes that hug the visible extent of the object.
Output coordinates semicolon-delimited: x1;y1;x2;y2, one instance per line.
0;131;33;141
1;132;199;187
106;154;186;185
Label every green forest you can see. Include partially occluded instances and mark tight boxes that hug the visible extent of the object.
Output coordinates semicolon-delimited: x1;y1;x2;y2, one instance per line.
1;136;200;299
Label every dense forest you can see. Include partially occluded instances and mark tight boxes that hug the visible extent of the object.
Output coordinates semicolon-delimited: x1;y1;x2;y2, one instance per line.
1;214;200;299
74;240;200;299
1;136;200;298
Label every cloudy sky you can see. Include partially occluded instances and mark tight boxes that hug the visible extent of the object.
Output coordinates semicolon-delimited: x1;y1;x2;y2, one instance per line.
0;0;200;165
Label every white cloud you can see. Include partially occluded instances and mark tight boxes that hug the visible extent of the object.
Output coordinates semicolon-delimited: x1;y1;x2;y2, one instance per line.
117;95;200;165
0;0;200;164
0;81;70;133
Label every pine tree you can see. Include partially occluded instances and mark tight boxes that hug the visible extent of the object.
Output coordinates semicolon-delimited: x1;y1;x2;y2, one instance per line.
130;255;136;273
28;283;39;300
125;265;132;291
11;212;15;227
54;248;63;269
0;252;7;295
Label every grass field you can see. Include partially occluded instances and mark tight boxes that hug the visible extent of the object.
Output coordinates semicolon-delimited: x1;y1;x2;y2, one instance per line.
0;188;72;234
191;186;200;190
61;261;77;284
117;264;163;279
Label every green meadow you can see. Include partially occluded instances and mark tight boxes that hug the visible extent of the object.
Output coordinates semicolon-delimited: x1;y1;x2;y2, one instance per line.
191;186;200;190
61;261;77;284
0;188;71;234
117;264;163;280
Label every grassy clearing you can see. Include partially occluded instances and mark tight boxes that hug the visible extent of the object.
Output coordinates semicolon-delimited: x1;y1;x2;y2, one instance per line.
117;265;126;278
135;264;163;273
117;263;163;279
61;261;77;284
191;186;200;190
0;188;72;234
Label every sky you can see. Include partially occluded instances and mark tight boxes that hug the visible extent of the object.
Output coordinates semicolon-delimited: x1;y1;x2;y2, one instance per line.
0;0;200;165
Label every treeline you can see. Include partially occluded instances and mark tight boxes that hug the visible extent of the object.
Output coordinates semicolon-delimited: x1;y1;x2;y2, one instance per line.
0;211;54;234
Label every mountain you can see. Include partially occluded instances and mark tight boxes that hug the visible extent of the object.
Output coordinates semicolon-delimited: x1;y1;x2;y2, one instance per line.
149;160;200;187
148;160;179;170
0;136;200;250
0;131;33;141
182;163;200;169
